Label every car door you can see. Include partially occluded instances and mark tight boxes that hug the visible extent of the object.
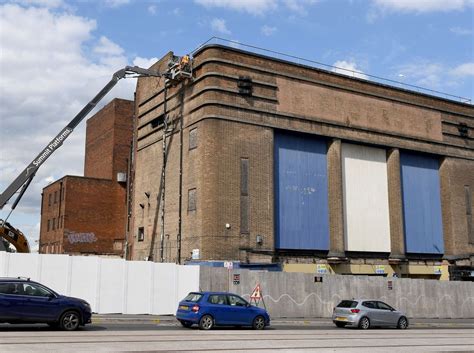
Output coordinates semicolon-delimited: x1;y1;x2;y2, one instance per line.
21;283;62;322
376;301;398;326
207;294;230;325
0;282;25;321
226;294;252;325
361;301;383;325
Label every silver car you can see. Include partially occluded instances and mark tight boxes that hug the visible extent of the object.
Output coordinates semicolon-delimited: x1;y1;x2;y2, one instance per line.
332;299;409;329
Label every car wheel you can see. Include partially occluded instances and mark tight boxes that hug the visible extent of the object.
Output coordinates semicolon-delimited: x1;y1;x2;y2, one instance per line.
59;311;81;331
252;315;266;330
199;315;214;330
359;316;370;330
180;320;193;328
397;316;409;329
335;322;346;328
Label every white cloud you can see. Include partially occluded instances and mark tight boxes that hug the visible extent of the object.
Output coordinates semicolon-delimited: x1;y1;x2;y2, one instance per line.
450;26;472;35
0;4;155;243
104;0;130;8
450;62;474;76
332;60;368;80
211;17;231;35
282;0;318;15
12;0;64;8
194;0;277;15
94;36;124;56
133;56;159;69
395;61;444;88
261;24;277;36
371;0;473;12
148;5;157;15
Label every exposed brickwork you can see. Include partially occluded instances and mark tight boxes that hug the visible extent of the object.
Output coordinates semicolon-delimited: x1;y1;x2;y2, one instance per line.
130;45;474;273
39;99;133;256
39;177;126;255
387;148;405;257
85;99;134;181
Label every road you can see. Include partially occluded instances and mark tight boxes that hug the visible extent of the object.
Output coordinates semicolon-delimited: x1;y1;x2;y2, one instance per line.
0;318;473;352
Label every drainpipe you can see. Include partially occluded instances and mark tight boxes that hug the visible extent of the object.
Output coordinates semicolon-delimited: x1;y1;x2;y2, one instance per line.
177;82;184;264
159;84;168;263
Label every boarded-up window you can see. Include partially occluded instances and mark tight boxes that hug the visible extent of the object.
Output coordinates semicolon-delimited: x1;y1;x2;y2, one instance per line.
188;188;197;211
342;143;391;253
189;128;197;150
466;186;473;244
138;227;144;242
240;158;249;234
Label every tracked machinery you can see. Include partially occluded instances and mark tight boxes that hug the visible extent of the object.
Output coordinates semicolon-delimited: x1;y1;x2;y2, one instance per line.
0;56;193;252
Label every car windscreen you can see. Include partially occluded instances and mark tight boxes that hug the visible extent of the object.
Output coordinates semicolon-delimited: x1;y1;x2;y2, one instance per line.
183;293;203;302
337;300;358;308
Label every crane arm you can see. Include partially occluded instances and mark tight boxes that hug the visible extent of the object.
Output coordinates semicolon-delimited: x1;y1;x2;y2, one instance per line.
0;66;165;210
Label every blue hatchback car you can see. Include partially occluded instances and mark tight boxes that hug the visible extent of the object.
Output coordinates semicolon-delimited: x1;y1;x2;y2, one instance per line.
176;291;270;330
0;277;92;330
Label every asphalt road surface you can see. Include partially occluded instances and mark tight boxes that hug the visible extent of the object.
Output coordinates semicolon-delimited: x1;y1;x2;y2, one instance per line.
0;319;473;352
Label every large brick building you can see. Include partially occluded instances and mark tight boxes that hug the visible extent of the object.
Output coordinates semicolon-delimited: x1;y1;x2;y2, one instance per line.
129;44;473;279
39;98;133;256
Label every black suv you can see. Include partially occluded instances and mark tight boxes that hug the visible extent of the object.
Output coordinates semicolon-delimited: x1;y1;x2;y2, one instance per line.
0;277;92;330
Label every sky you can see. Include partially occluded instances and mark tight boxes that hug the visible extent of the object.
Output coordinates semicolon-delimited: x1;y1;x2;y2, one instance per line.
0;0;473;251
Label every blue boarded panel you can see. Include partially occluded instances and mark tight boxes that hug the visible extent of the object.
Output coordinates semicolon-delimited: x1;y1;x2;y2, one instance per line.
274;131;329;250
400;152;444;254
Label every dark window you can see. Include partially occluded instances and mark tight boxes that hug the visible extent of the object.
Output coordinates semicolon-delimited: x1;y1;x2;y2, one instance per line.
208;294;227;305
150;114;164;129
183;293;202;302
362;301;376;309
188;188;197;211
240;158;249;234
228;295;248;307
0;282;20;295
337;300;358;308
47;220;51;232
21;283;52;297
189;128;197;150
376;301;394;311
466;186;473;244
138;227;144;242
48;194;52;206
54;191;58;203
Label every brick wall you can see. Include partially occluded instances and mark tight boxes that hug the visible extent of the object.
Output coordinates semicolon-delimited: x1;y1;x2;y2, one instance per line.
131;45;473;268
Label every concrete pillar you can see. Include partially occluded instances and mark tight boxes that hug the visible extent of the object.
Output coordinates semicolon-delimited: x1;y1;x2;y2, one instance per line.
386;148;405;258
327;139;345;257
439;157;455;257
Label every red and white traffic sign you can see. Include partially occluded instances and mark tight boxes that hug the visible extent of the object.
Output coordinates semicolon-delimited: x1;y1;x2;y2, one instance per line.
250;284;262;300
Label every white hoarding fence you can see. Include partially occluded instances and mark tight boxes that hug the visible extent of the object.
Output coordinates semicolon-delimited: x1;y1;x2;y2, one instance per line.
0;252;199;314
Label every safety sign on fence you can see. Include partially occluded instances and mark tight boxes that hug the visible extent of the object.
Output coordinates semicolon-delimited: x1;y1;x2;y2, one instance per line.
249;283;266;309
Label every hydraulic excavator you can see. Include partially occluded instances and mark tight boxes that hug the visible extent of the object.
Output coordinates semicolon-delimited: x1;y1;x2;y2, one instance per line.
0;56;192;252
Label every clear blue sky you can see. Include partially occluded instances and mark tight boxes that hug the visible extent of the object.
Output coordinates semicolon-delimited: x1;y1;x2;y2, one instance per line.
0;0;473;249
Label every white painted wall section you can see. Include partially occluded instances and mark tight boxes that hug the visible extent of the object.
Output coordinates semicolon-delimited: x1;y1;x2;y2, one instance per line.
342;143;391;252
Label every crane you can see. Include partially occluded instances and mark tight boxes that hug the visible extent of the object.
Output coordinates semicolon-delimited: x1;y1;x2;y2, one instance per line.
0;57;192;253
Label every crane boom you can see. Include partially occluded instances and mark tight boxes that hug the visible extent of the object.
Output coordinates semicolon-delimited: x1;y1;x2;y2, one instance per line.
0;66;165;210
